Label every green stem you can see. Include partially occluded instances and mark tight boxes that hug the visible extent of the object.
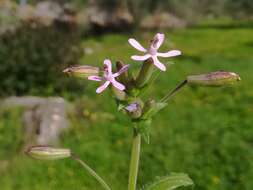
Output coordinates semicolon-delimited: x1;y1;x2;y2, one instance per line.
128;129;141;190
161;80;188;103
72;155;112;190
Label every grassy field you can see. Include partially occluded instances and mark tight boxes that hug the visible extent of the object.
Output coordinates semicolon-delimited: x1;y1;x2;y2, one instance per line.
0;25;253;190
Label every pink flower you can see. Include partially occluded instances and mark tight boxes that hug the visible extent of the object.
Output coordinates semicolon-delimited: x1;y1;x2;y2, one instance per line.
125;103;138;112
128;33;181;71
88;59;129;94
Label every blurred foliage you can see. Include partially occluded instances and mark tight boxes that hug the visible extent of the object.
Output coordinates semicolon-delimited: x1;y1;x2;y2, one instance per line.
225;0;253;18
130;0;253;22
0;24;253;190
0;23;84;97
13;0;253;20
70;0;253;20
0;108;23;159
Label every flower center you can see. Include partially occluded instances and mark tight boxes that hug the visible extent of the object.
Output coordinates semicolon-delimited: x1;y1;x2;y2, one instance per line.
104;73;114;81
149;46;157;56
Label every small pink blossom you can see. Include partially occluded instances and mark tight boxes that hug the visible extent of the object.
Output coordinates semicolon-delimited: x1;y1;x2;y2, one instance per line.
88;59;129;94
125;103;138;112
128;33;181;71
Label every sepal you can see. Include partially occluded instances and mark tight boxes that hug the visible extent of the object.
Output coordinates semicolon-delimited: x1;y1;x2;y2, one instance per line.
135;59;155;88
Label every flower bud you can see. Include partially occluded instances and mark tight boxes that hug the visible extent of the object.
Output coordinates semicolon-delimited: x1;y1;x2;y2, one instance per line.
125;102;142;119
187;71;241;87
63;65;99;79
26;146;71;160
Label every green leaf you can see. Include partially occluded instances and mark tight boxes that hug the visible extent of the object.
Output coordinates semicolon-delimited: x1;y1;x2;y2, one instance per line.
116;99;128;111
141;128;150;144
142;102;168;120
154;102;168;112
138;84;150;96
136;119;152;144
144;173;194;190
117;103;126;111
129;87;141;97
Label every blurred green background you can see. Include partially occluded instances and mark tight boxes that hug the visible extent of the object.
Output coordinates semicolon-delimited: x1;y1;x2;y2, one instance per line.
0;0;253;190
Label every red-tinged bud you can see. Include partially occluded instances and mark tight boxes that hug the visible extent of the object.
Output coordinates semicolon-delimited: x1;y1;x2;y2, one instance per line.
187;71;241;87
63;65;100;79
125;102;142;119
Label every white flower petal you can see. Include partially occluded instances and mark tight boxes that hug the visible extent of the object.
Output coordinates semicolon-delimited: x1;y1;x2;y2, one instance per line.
111;80;125;91
128;38;147;52
104;59;112;73
113;65;129;78
152;56;166;71
88;75;102;81
131;54;151;61
152;33;165;49
96;81;110;93
157;50;181;57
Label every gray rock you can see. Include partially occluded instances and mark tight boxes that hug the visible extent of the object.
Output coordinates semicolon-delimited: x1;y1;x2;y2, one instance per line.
3;96;68;146
19;0;27;6
34;1;63;26
87;3;134;32
140;12;187;30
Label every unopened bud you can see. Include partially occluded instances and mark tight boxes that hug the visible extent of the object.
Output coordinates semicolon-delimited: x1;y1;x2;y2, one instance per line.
125;102;142;119
26;146;71;160
63;65;99;79
187;71;241;86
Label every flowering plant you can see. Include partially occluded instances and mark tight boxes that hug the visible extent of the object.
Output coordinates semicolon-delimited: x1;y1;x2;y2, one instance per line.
27;33;240;190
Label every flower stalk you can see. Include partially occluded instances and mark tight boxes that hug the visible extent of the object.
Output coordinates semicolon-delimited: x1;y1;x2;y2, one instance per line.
161;80;188;103
128;128;141;190
72;155;112;190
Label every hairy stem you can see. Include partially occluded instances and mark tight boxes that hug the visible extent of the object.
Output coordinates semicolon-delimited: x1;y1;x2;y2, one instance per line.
72;155;112;190
128;129;141;190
